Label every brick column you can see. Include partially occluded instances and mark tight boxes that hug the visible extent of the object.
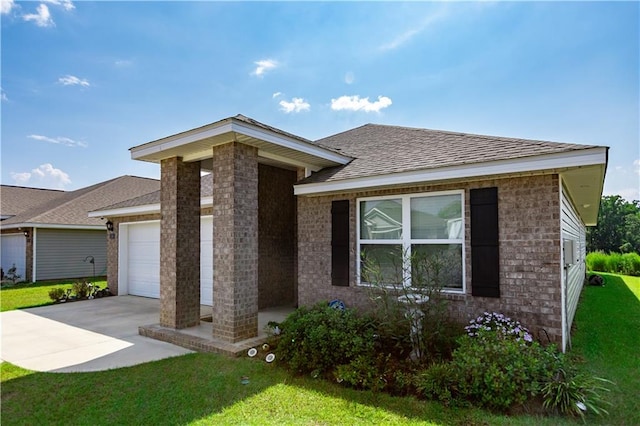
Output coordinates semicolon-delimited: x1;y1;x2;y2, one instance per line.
160;157;201;329
212;142;259;342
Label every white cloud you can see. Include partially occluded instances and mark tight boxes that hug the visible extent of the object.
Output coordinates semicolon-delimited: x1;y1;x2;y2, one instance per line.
43;0;74;11
1;87;8;102
114;59;133;67
272;92;282;98
28;134;88;148
344;72;355;85
23;3;54;27
1;0;16;15
634;159;640;175
330;95;393;113
11;164;71;189
58;75;90;87
380;10;446;51
279;97;310;114
252;59;278;77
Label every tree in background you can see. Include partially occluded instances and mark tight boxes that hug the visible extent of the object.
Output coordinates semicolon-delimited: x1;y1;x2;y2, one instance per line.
587;195;640;253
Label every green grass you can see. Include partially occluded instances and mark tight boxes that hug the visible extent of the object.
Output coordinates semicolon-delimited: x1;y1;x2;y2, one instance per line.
1;274;638;425
1;279;107;312
571;272;640;425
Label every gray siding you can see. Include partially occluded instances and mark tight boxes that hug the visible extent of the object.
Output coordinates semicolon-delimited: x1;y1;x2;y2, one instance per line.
35;229;107;280
561;184;586;345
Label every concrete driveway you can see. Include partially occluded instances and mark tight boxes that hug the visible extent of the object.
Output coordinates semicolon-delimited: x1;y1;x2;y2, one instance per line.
1;296;193;373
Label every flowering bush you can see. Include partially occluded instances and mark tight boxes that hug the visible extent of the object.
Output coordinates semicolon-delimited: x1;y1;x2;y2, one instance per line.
465;312;533;343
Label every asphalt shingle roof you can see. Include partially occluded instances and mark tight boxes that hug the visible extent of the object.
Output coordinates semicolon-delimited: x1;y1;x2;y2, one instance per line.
299;124;601;184
1;186;65;218
95;174;213;212
0;176;159;228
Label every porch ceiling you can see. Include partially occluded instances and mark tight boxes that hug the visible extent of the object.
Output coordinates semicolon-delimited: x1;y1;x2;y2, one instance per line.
130;116;351;172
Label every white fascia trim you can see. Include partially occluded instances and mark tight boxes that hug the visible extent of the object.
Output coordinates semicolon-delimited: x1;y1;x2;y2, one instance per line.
0;223;104;231
232;122;351;165
88;196;214;218
131;120;351;165
131;123;234;160
294;147;608;196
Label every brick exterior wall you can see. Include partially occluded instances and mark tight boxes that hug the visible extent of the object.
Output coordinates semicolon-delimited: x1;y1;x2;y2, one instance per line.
297;173;564;344
160;157;201;329
258;164;296;309
212;142;259;342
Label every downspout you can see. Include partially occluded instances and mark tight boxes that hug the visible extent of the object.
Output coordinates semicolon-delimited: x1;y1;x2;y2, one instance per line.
32;227;37;282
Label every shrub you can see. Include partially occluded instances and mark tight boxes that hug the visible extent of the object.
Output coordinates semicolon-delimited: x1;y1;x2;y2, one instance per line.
586;251;608;272
621;252;640;276
72;280;90;299
542;361;613;420
415;362;461;406
605;252;624;274
464;311;533;343
275;303;376;377
48;288;66;302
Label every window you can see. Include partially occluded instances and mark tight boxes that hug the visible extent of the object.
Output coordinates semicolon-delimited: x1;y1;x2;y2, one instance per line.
358;191;464;292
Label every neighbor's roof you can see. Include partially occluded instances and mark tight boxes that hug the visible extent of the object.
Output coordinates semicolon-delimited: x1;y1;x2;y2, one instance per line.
0;176;159;229
92;174;212;215
1;186;65;219
299;124;604;185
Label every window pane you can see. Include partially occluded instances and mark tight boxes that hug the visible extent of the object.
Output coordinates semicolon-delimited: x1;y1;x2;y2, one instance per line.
360;244;403;285
360;199;402;239
411;195;462;239
411;244;462;289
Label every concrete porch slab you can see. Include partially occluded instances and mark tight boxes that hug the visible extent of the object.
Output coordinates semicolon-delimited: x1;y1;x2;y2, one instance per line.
139;305;294;357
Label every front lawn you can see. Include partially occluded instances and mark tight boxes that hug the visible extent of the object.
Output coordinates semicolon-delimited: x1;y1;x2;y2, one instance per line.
0;279;107;312
1;273;637;425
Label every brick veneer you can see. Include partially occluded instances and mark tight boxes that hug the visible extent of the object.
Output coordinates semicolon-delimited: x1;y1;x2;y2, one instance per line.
297;173;564;344
258;164;296;309
212;142;259;342
160;157;201;329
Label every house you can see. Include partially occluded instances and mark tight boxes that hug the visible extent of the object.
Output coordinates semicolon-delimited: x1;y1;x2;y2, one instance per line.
90;115;607;352
0;176;160;282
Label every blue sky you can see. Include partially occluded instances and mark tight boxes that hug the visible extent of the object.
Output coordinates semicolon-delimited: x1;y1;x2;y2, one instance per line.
1;1;638;201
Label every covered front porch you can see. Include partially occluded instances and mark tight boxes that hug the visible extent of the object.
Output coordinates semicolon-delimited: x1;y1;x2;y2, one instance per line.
129;115;350;353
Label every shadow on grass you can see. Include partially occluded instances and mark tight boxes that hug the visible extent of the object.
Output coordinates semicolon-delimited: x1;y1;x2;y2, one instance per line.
571;273;640;425
2;353;570;426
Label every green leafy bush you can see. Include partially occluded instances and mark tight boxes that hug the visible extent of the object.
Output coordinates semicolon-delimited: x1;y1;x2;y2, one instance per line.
72;280;90;299
275;303;376;377
586;251;608;273
587;251;640;276
48;288;66;302
415;362;460;406
621;252;640;276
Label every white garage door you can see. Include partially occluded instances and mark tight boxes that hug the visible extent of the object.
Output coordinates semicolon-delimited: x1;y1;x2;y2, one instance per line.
1;233;27;281
122;218;213;305
126;222;160;298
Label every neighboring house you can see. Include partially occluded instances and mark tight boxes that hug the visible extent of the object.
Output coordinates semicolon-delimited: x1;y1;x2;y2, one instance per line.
90;115;607;352
0;176;159;282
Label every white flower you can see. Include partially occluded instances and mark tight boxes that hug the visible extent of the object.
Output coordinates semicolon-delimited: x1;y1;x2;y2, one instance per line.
576;401;587;412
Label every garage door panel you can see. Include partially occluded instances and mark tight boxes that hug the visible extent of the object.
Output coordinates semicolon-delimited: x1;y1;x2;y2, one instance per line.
125;218;213;306
1;234;26;280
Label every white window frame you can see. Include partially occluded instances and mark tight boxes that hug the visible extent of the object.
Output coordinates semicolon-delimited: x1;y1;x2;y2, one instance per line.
356;189;466;294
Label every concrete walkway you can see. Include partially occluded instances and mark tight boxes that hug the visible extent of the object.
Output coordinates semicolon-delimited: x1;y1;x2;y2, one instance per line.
1;296;193;373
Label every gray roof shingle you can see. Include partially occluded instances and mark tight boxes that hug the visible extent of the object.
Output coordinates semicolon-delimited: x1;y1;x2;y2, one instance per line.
1;186;65;218
95;174;212;212
0;176;159;228
299;124;601;184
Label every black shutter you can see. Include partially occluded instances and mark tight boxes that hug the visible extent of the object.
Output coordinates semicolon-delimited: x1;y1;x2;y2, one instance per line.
331;200;350;287
470;187;500;298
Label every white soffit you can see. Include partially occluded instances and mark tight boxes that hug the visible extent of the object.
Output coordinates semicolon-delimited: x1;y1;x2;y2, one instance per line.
89;196;214;218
